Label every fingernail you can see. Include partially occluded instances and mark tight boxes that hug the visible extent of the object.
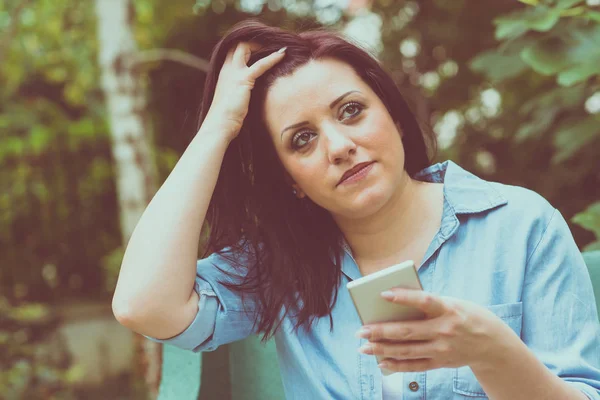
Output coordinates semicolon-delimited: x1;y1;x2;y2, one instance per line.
358;344;373;355
355;327;371;339
381;291;394;300
277;46;287;54
378;362;389;369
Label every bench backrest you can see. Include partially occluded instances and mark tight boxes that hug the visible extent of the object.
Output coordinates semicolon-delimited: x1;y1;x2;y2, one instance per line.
583;251;600;318
158;250;600;400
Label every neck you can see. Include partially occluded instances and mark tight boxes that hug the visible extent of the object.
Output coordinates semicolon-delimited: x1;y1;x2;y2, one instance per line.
334;172;441;265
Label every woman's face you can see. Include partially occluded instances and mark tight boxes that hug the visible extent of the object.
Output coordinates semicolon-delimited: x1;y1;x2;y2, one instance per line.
263;57;407;219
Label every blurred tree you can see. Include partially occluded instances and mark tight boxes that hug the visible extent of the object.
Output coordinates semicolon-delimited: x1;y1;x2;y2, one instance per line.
94;0;165;396
95;0;159;258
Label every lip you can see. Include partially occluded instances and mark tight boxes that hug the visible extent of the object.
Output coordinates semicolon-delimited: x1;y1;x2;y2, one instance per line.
337;161;375;186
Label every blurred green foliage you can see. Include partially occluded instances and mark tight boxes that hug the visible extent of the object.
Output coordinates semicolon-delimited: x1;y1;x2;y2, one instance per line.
0;0;187;304
574;202;600;251
0;290;148;399
0;0;120;304
467;0;600;249
0;295;83;399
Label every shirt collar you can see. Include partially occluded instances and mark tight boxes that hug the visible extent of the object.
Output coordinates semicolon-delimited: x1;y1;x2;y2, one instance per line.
338;160;508;279
414;160;508;215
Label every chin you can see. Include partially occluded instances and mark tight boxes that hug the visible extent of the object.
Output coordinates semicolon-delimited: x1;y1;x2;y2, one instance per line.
341;185;390;219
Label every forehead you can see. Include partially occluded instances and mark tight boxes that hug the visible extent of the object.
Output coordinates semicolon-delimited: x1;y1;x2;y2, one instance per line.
263;58;368;125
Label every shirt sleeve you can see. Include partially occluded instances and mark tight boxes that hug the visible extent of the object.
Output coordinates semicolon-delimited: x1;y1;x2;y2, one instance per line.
521;208;600;399
144;248;260;352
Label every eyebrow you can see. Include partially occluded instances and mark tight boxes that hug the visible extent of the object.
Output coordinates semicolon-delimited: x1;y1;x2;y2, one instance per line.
279;90;360;140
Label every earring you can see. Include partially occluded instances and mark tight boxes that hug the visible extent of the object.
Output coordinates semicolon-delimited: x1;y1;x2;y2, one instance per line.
292;188;298;196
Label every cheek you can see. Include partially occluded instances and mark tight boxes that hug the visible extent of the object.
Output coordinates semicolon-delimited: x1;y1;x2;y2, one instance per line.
286;159;334;203
292;161;323;188
363;113;401;150
280;156;319;185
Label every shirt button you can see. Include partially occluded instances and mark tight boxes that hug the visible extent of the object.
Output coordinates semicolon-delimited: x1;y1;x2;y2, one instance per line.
409;381;419;391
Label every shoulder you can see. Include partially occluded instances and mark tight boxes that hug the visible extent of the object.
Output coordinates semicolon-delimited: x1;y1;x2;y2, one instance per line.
488;181;555;220
481;181;560;250
437;161;560;240
437;161;555;225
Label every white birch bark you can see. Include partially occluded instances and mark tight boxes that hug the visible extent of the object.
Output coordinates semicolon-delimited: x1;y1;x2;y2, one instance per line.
94;0;161;397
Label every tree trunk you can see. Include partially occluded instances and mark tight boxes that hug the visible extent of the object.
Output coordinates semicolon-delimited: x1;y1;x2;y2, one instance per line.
94;0;161;398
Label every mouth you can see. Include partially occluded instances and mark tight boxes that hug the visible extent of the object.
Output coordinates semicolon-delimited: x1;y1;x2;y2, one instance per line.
337;161;375;186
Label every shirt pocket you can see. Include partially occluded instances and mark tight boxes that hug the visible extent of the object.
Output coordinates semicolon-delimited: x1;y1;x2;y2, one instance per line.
452;301;523;398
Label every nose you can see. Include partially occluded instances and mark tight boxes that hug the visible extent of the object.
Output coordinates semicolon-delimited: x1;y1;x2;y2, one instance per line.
323;124;356;165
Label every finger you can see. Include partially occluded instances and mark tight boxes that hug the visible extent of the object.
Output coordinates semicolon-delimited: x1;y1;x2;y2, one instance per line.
247;47;286;79
231;42;249;67
382;288;446;317
360;340;439;360
224;46;236;64
378;357;436;373
363;319;438;342
232;41;263;68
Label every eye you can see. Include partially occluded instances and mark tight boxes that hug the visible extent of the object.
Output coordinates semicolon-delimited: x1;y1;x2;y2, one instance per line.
291;130;315;151
289;101;364;151
340;101;364;120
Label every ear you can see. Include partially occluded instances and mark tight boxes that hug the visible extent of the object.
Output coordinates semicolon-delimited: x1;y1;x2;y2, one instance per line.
283;170;305;198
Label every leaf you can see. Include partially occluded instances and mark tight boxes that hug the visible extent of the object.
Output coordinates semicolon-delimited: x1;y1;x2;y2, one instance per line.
515;108;558;141
527;9;561;31
572;202;600;239
497;34;538;53
494;6;561;40
557;59;600;86
67;118;96;138
64;83;85;106
555;0;584;10
5;137;25;157
64;365;86;384
586;10;600;23
552;116;600;163
560;6;586;17
45;66;68;83
518;0;540;5
520;25;600;76
520;36;573;75
519;84;586;115
29;125;52;155
9;303;51;323
495;19;530;40
469;49;529;82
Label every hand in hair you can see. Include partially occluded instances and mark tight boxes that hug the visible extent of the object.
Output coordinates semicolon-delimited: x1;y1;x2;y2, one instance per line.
203;42;287;143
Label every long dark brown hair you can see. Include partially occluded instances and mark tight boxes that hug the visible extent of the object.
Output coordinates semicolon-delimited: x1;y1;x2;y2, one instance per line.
198;19;436;341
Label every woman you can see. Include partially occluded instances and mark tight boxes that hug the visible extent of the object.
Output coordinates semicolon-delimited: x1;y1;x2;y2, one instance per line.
112;20;600;399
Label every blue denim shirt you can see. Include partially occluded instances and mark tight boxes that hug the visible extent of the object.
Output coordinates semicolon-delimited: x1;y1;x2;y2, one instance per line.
147;160;600;399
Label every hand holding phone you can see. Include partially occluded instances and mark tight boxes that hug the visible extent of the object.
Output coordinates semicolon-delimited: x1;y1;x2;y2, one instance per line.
346;260;425;375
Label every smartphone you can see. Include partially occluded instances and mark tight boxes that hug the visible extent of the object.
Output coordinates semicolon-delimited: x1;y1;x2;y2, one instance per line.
346;260;425;375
